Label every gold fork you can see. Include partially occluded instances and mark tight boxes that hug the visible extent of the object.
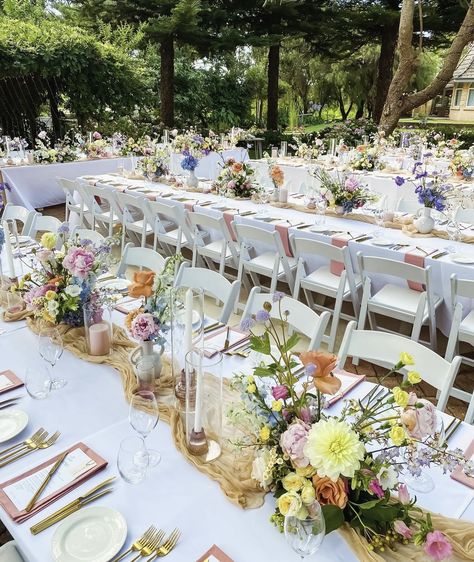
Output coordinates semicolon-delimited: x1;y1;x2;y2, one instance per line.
148;529;181;560
130;530;165;561
0;431;60;468
111;526;157;562
0;428;47;460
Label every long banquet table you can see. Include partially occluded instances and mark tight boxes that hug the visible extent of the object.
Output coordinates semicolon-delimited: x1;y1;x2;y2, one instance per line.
0;281;473;562
86;173;474;336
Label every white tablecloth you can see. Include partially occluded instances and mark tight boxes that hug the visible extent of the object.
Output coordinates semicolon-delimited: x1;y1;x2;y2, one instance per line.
0;299;473;562
1;159;134;210
169;148;249;180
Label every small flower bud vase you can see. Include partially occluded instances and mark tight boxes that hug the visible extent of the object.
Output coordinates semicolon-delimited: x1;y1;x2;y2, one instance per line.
413;207;435;234
187;169;199;188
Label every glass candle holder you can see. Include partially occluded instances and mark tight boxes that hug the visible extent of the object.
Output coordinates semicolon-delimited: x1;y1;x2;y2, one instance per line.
83;303;112;356
184;347;223;463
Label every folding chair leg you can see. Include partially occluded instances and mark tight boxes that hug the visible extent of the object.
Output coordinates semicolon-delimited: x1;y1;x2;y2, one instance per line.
328;293;344;353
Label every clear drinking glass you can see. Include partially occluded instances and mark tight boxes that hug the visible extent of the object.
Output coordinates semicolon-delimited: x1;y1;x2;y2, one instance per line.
284;501;326;559
129;389;161;466
38;327;65;389
446;220;462;253
117;436;149;484
25;365;52;400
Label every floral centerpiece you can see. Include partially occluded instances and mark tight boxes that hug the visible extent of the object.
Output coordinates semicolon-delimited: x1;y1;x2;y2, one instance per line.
119;135;156;157
394;163;452;212
349;144;384;172
212;158;262;199
13;225;117;326
33;131;59;164
84;132;108;159
138;147;170;181
173;129;221;185
313;169;376;213
269;163;284;191
293;138;324;160
228;295;473;560
449;152;474;180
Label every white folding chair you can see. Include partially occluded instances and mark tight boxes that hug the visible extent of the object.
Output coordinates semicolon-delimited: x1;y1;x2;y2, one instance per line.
146;200;193;256
1;204;36;235
116;243;167;278
115;192;153;250
337;321;461;413
0;541;26;562
56;177;81;223
242;288;330;351
357;253;442;350
90;184;123;237
28;215;62;239
174;262;240;324
188;211;239;276
75;180;98;229
70;227;105;245
455;206;474;224
232;222;297;293
396;198;422;214
466;393;474;424
445;274;474;370
291;235;361;352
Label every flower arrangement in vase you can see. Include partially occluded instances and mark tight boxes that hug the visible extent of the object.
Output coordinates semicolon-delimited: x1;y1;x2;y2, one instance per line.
119;135;156;157
212;158;262;199
293;138;324;160
349;144;384;171
84;132;108;159
228;294;473;560
313;169;376;213
138;147;170;181
13;225;117;326
449;152;474;180
33;131;59;164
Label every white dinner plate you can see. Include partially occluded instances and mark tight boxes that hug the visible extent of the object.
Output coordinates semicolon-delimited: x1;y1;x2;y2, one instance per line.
310;225;329;233
51;506;127;562
371;238;393;247
0;410;28;443
451;254;474;265
99;279;131;292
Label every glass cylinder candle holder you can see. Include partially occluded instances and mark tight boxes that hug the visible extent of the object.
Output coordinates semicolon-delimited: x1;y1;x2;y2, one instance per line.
280;141;287;157
184;347;223;463
83;303;112;356
271;146;279;159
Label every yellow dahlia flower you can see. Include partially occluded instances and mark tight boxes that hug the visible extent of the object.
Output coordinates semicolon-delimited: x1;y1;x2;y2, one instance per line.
40;232;57;250
303;418;365;481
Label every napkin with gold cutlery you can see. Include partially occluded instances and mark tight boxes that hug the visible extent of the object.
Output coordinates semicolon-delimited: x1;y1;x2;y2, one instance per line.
204;326;249;357
0;443;107;522
324;369;366;407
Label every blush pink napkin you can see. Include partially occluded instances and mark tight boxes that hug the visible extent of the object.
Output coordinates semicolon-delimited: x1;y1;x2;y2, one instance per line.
184;201;195;213
325;369;365;407
0;442;107;523
451;439;474;488
275;224;293;257
0;370;23;394
196;545;234;562
404;252;425;292
223;211;237;241
330;237;348;276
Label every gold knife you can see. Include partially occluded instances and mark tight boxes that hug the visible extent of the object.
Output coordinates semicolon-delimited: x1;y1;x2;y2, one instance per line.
223;327;230;350
25;451;68;513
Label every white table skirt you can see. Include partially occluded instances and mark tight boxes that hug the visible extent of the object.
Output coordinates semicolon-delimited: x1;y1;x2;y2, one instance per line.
0;302;473;562
1;158;135;210
169;148;249;180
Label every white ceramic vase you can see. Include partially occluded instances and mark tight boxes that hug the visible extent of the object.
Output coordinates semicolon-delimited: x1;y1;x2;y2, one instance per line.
129;340;163;381
413;207;435;234
187;169;199;188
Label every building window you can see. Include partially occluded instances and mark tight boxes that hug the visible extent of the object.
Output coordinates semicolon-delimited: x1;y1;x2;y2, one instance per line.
453;88;463;107
467;85;474;107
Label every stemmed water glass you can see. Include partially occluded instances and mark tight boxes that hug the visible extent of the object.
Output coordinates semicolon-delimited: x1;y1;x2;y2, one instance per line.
38;327;65;389
129;389;161;467
284;501;326;559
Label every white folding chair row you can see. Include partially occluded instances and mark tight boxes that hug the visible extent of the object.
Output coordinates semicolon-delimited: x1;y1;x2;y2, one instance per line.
357;253;442;350
446;274;474;373
290;235;361;352
70;227;105;244
116;243;168;278
188;211;239;275
174;263;240;325
146;200;193;256
338;321;462;413
116;192;151;249
1;204;37;236
242;288;330;352
56;177;81;223
92;183;123;237
232;221;296;294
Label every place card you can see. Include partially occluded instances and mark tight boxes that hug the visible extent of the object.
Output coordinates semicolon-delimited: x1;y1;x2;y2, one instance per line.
325;370;366;407
0;442;107;522
451;439;474;489
114;297;143;314
196;545;234;562
204;327;249;356
0;370;23;394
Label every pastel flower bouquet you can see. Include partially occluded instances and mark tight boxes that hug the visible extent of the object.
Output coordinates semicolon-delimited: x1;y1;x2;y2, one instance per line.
13;225;117;326
119;135;155;157
314;169;377;213
449;152;474;180
269;163;285;189
173;129;221;174
350;145;384;171
84;132;109;159
213;158;262;199
293;139;324;160
228;295;472;560
394;163;452;212
138;148;170;181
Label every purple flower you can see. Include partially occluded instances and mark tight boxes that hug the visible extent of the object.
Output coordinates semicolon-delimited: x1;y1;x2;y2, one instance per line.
299;408;311;423
394;520;412;539
240;316;256;332
80;238;93;247
344;177;359;192
394;175;406;187
398;483;410;504
92;131;102;140
368;479;384;498
304;363;316;376
58;222;69;235
181;153;199;171
272;385;289;401
424;531;452;561
255;310;270;322
272;291;285;302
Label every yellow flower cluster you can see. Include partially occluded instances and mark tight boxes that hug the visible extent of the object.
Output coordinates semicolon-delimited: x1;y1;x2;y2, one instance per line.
40;232;57;250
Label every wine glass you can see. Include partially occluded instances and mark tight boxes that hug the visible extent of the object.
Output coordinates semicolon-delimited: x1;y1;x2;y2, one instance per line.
314;196;327;226
446;220;461;253
284;501;325;559
38;327;65;389
129;389;161;467
117;436;149;484
373;207;385;236
25;364;52;400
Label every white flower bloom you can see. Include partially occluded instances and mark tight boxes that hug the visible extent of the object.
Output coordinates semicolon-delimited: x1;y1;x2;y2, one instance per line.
38;131;47;140
377;465;398;490
47;300;59;314
65;285;81;297
251;448;274;489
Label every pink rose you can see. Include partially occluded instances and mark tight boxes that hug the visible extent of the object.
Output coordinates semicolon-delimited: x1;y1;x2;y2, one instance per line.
394;520;412;539
344;177;359;192
63;247;95;279
401;399;437;440
368;479;384;498
280;419;310;468
398;483;410;505
92;131;102;140
131;313;159;341
272;385;288;401
424;531;452;561
227;180;236;189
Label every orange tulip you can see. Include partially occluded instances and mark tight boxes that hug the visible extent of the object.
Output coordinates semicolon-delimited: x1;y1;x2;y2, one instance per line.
128;271;155;298
297;351;341;395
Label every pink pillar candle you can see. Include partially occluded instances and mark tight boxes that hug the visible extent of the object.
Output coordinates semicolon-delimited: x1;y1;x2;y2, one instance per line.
88;322;111;356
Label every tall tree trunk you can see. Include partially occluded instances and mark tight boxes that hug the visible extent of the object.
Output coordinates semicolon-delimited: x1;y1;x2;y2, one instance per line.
355;100;365;119
266;44;280;130
380;0;474;134
47;82;61;142
160;36;175;127
373;22;398;124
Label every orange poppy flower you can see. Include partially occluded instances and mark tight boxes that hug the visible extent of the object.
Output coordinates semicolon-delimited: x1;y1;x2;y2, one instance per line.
128;271;155;298
297;351;341;395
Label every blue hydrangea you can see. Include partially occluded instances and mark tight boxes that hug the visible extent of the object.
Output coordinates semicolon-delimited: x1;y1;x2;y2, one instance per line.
181;152;199;171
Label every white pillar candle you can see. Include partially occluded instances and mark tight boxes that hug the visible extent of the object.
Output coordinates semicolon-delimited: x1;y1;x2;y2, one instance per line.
2;221;15;279
194;362;203;432
184;288;193;358
88;322;111;356
279;187;288;204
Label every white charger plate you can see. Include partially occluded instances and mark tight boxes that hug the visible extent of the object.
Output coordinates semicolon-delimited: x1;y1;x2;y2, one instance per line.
310;225;329;233
451;254;474;265
0;410;28;443
51;506;127;562
371;238;393;247
99;279;131;292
